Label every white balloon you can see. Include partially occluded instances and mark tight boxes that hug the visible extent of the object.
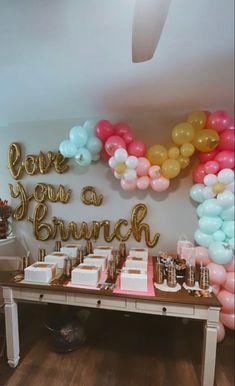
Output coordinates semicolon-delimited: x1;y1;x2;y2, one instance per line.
202;186;216;199
217;191;234;207
123;168;137;181
114;171;122;179
227;180;234;193
218;169;234;185
204;174;218;186
114;148;128;162
108;157;117;168
125;155;138;169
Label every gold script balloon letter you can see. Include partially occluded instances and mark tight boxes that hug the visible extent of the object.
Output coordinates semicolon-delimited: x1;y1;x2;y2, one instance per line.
81;186;103;206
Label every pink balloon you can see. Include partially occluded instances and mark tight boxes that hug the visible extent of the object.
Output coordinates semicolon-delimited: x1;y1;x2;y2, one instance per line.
207;110;231;133
227;118;234;131
114;122;131;137
105;136;126;156
220;312;235;330
207;263;227;285
198;149;219;163
217;321;225;342
120;178;137;192
215;151;235;170
204;160;220;174
150;176;170;192
128;140;147;157
212;284;221;296
192;164;207;183
218;129;235;151
223;272;235;293
137;176;150;190
95;120;114;141
217;290;235;313
136;157;151;177
195;246;211;266
224;255;235;272
148;165;161;179
114;123;134;145
123;132;134;145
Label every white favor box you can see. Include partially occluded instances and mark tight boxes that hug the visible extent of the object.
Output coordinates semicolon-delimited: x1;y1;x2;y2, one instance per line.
45;252;68;269
93;246;113;257
120;268;148;292
83;254;107;271
24;263;57;283
129;248;148;260
71;264;101;286
60;243;81;258
125;256;148;270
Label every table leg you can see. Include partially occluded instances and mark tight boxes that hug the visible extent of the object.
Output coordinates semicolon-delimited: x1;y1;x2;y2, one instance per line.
201;307;220;386
3;287;20;368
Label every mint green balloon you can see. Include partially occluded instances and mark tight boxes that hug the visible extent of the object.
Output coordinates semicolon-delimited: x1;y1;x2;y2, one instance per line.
194;229;213;248
199;216;223;234
86;136;102;154
74;148;92;167
209;241;233;264
202;199;222;217
83;120;96;136
228;238;235;251
190;184;205;203
222;221;234;238
196;204;204;218
212;230;226;242
221;205;234;221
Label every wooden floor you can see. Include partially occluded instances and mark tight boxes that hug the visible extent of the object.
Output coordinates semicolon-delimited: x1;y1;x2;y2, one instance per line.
0;304;234;386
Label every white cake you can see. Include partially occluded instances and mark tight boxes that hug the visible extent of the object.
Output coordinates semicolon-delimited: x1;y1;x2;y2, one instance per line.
60;243;81;258
129;247;148;260
83;254;107;271
125;256;148;270
93;246;113;257
45;252;68;269
71;264;101;286
24;262;57;283
120;268;148;292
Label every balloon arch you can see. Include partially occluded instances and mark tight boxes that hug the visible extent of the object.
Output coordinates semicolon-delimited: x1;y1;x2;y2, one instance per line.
59;110;235;341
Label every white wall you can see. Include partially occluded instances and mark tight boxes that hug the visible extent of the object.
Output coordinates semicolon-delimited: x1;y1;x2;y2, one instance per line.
0;112;198;259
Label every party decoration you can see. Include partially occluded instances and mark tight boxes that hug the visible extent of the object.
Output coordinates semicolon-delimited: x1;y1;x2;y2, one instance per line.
217;321;225;343
161;159;181;179
193;129;219;152
128;140;146;157
8;143;69;180
187;111;207;130
172;122;195;145
206;263;227;285
208;242;233;264
80;186;103;206
95;120;114;141
147;145;167;165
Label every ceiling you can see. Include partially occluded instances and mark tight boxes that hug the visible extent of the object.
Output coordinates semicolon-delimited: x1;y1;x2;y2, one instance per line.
0;0;234;125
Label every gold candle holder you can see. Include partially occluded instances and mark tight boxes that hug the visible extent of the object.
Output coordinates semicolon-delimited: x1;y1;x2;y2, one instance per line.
185;265;195;287
38;248;46;262
167;265;177;288
54;240;62;252
156;262;164;284
199;267;210;290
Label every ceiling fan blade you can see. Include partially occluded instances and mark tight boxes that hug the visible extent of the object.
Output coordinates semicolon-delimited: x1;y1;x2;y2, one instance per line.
132;0;171;63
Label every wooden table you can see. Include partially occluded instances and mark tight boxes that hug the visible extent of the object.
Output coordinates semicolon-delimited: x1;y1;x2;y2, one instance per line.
0;270;220;386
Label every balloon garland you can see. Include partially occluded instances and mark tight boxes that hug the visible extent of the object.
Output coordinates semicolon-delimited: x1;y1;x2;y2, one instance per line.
59;109;235;340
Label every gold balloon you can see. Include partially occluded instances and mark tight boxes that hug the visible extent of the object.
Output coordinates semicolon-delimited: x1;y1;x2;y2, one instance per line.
168;146;180;159
212;182;225;194
147;145;167;165
114;162;126;174
178;156;190;169
180;143;195;157
8;143;69;180
193;128;220;152
187;111;207;130
161;159;181;179
131;203;160;247
172;122;195;145
81;186;103;206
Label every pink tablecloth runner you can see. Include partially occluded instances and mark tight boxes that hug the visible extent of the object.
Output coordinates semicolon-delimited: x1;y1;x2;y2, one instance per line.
113;256;155;297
